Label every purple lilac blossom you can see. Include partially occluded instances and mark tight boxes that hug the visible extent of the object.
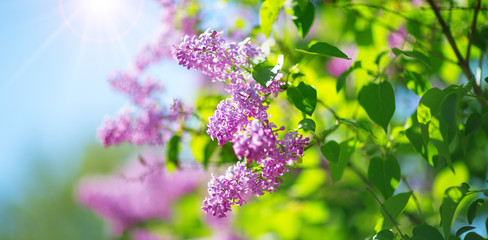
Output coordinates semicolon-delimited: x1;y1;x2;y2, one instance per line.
326;46;356;77
77;153;205;236
202;132;309;218
388;27;408;50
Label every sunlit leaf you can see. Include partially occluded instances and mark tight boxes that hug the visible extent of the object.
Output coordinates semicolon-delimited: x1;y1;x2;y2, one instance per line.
329;139;355;182
412;224;444;240
381;192;412;229
260;0;285;37
404;70;431;96
440;184;470;237
392;48;431;68
253;55;283;88
373;230;394;240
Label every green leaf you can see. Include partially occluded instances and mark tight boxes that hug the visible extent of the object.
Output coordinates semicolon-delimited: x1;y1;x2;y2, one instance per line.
472;27;488;51
404;70;432;96
440;184;470;237
296;42;350;59
337;61;361;93
465;112;482;136
292;2;315;38
220;142;238;164
412;225;444;240
329;139;355;182
456;226;475;237
373;230;394;240
287;81;317;116
406;127;429;161
355;23;373;46
167;135;182;166
417;88;444;125
252;55;283;88
298;118;316;132
339;118;374;136
320;140;340;163
358;81;396;132
260;0;285;37
464;232;485;240
368;156;401;199
392;48;431;68
381;192;412;229
203;140;218;169
467;199;484;224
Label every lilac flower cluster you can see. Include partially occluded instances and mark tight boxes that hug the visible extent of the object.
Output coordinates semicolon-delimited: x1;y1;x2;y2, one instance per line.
97;71;191;147
98;0;197;147
77;153;205;236
173;30;310;217
173;29;285;95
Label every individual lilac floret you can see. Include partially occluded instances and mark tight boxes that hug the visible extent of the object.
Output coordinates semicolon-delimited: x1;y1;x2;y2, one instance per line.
77;154;205;236
206;87;269;145
108;72;162;106
232;120;282;163
202;161;262;218
173;29;264;93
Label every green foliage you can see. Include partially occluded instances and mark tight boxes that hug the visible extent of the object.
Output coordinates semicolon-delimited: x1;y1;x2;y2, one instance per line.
259;0;285;37
358;81;396;132
320;140;340;163
167;135;181;167
368;156;401;200
296;42;350;59
292;1;315;39
380;192;412;230
287;81;317;116
440;184;470;238
298;118;316;132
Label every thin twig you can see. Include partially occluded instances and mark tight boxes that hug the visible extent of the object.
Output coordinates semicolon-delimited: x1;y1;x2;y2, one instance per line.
366;188;405;239
426;0;484;104
466;0;482;62
402;176;426;223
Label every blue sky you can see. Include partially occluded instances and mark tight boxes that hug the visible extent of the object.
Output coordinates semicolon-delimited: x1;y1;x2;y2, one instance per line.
0;0;204;202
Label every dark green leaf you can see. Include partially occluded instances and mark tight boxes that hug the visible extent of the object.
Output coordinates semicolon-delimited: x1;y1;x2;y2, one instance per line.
260;0;285;37
392;48;431;68
464;232;485;240
287;81;317;116
220;142;238;164
292;2;315;38
337;61;361;93
381;192;412;229
167;135;182;166
465;112;482;136
296;42;350;59
472;27;488;51
456;226;475;237
252;55;283;88
329;139;355;182
468;199;484;224
404;70;432;96
358;81;396;132
203;140;218;169
355;23;373;46
406;127;429;160
440;184;470;237
368;156;401;199
373;230;394;240
412;225;444;240
298;118;316;132
321;140;340;163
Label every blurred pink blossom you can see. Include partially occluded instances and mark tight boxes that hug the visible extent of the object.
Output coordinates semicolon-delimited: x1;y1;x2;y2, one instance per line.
326;46;357;77
388;27;408;50
77;153;205;236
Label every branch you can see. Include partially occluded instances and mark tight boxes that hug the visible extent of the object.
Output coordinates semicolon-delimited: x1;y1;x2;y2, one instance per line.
466;0;482;62
426;0;483;103
366;188;405;239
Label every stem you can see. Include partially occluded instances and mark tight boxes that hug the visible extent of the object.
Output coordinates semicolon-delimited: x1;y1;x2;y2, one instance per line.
366;188;405;239
426;0;483;102
466;0;482;63
402;176;426;223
